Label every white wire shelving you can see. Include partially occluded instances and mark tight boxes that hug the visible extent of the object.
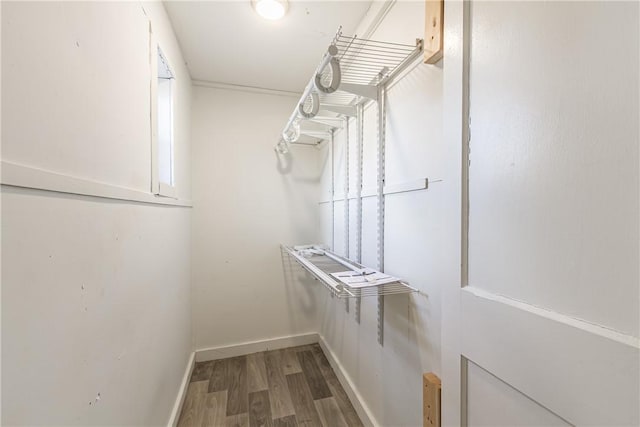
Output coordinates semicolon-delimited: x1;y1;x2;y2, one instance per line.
275;27;424;151
282;245;417;299
277;27;424;346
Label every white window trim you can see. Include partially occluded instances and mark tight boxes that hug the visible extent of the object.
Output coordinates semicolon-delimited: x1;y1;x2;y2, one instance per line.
150;28;177;199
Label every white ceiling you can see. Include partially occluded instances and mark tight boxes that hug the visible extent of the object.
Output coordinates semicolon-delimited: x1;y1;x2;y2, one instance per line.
163;1;372;93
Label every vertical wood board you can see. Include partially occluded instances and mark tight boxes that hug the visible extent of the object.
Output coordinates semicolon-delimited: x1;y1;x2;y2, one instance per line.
424;0;444;63
423;372;441;427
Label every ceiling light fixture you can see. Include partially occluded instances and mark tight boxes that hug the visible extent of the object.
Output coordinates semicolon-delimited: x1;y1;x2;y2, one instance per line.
252;0;288;20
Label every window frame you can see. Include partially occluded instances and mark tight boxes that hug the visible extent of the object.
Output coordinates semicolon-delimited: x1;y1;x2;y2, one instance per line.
150;31;177;199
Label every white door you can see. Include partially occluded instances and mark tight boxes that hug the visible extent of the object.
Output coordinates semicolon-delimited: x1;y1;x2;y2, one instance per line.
442;1;640;426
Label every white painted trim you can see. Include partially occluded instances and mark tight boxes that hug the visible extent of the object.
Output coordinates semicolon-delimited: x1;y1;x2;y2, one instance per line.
157;182;177;199
463;286;640;349
192;80;300;98
318;335;377;427
195;333;319;362
150;27;160;195
358;0;397;41
440;0;468;424
1;160;192;207
167;352;195;427
461;287;640;426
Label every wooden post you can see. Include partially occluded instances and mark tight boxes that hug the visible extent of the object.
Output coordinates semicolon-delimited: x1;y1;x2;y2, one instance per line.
424;0;444;64
423;372;442;427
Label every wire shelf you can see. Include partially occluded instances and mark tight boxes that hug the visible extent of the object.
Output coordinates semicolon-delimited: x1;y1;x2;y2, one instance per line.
275;27;423;151
281;245;417;299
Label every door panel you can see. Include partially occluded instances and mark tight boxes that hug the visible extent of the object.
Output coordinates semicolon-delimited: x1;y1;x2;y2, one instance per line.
467;361;570;427
462;288;639;426
442;1;640;425
467;0;639;338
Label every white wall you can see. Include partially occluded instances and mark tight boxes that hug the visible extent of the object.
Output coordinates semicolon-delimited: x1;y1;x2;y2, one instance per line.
317;2;445;426
190;86;322;350
1;2;192;425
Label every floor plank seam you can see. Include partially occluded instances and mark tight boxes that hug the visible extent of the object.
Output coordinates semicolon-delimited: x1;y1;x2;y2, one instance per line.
179;344;363;427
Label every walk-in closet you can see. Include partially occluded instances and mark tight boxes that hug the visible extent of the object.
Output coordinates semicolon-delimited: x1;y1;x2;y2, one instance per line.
2;1;639;426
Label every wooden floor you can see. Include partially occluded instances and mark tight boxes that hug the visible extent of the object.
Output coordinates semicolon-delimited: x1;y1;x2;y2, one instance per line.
177;343;364;427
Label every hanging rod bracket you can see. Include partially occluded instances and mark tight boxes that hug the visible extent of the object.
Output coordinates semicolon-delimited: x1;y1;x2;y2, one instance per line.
299;131;332;140
320;103;357;117
275;27;423;151
338;83;378;100
306;118;344;129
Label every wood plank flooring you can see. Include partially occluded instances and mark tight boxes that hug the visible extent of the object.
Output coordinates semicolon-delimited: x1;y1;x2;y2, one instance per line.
178;344;364;427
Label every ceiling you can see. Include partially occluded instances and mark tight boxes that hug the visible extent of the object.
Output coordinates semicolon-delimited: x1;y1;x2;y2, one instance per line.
163;1;372;93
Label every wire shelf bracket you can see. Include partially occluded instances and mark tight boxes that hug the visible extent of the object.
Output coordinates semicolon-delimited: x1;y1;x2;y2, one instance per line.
277;27;424;347
274;27;424;151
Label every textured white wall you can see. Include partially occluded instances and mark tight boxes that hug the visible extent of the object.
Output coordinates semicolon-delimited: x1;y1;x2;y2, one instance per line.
1;2;192;425
190;86;323;351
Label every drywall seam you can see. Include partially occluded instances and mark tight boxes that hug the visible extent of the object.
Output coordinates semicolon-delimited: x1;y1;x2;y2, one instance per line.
195;333;319;362
167;352;195;427
464;286;640;348
318;336;378;427
192;80;300;98
1;160;192;207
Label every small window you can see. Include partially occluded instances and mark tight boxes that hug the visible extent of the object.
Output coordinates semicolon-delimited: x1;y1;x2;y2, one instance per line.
154;46;176;197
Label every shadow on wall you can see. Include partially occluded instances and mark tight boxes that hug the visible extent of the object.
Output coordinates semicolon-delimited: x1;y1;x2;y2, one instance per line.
280;246;318;317
317;288;440;425
275;150;293;175
274;147;323;184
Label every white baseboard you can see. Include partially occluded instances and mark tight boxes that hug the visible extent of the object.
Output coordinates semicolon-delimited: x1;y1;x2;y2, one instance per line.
167;351;195;427
195;333;319;362
318;336;378;427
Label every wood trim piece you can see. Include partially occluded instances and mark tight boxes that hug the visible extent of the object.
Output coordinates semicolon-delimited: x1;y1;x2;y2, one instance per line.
423;372;442;427
424;0;444;64
1;160;192;207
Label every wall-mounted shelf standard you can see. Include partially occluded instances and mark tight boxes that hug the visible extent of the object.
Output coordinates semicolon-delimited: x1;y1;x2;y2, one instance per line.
277;27;424;347
275;27;424;152
282;245;417;299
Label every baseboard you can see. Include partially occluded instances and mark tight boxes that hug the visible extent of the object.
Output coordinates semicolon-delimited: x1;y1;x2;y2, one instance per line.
318;336;378;427
167;351;195;427
195;333;319;362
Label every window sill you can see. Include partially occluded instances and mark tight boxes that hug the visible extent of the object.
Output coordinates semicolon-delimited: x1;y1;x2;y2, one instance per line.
1;160;192;207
